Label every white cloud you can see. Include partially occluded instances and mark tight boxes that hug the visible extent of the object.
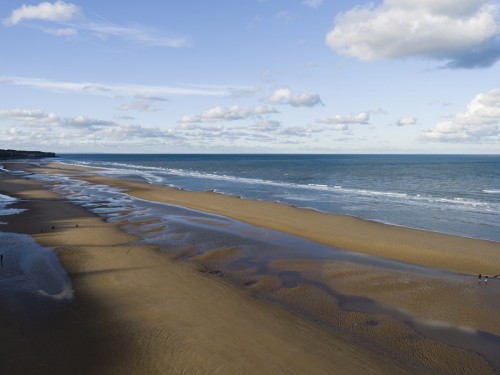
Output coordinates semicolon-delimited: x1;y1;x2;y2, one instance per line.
422;88;500;142
303;0;323;8
180;105;278;123
0;108;116;129
247;120;282;131
99;124;167;139
0;107;181;150
136;95;168;102
278;126;324;137
117;101;160;112
113;114;135;121
0;108;58;124
326;0;500;68
3;1;188;48
3;0;81;26
62;116;116;128
316;112;370;128
429;100;454;107
395;116;417;126
270;88;323;107
76;21;189;48
0;76;237;98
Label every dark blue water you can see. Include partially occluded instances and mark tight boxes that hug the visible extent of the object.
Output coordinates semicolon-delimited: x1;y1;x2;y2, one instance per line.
57;154;500;242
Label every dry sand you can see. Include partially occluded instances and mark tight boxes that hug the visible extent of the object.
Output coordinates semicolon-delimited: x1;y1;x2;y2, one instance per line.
0;169;421;374
1;161;499;374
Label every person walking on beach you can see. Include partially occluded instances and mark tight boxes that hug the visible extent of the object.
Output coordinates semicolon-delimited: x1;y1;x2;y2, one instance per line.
485;275;488;284
478;273;482;283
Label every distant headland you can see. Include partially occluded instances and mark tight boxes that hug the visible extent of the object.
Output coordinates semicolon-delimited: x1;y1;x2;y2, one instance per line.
0;149;56;160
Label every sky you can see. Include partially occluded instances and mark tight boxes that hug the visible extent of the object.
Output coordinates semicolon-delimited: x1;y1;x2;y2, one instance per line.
0;0;499;154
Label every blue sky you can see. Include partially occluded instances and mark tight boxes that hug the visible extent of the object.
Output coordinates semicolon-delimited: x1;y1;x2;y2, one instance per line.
0;0;499;153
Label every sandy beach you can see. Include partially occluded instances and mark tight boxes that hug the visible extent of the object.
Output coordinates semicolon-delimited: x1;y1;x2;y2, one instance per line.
42;162;500;276
1;162;500;374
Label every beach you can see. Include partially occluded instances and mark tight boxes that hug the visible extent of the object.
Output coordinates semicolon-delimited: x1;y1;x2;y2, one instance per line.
1;161;500;374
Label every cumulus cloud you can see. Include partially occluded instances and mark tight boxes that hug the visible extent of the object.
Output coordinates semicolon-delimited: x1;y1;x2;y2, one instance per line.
270;88;323;107
326;0;500;68
316;112;370;129
303;0;323;8
180;105;278;123
422;88;500;142
3;0;81;26
395;116;417;126
0;108;58;124
3;1;188;47
442;38;500;69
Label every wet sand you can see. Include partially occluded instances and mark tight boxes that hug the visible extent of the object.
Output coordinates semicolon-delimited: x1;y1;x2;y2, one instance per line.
1;162;500;374
0;167;422;374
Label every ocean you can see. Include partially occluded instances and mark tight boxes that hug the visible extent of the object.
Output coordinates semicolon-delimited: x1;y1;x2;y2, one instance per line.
54;154;500;242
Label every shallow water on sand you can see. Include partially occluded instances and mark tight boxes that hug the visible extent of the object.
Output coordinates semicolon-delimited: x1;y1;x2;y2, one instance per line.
0;231;73;312
1;190;73;313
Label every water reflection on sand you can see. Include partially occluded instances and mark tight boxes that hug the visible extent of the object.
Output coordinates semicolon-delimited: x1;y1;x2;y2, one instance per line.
20;168;500;374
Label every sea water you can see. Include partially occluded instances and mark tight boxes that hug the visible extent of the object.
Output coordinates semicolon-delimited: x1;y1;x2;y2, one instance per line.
0;193;25;218
56;154;500;242
0;193;73;310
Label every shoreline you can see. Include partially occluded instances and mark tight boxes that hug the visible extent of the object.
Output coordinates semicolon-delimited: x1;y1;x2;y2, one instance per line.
52;154;500;244
46;161;500;276
51;160;498;243
1;161;500;374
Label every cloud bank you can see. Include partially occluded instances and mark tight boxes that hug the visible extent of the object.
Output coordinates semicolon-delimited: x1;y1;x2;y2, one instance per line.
326;0;500;68
0;107;179;150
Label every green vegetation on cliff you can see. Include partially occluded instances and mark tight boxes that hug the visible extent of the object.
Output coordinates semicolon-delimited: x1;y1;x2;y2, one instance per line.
0;149;56;160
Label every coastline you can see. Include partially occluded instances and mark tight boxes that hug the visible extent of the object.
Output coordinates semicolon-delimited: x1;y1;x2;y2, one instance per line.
47;161;500;276
55;154;500;244
1;161;499;374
